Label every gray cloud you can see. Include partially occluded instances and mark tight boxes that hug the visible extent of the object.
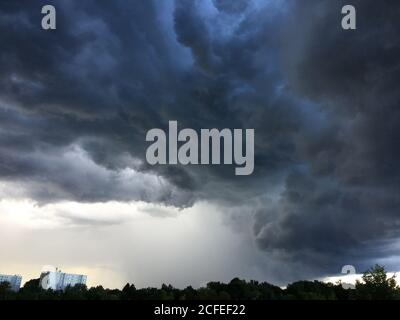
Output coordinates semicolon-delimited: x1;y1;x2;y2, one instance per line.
254;0;400;275
0;0;300;204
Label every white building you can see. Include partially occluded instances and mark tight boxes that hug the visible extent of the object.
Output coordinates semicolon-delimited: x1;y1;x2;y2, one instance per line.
39;267;87;291
0;274;22;292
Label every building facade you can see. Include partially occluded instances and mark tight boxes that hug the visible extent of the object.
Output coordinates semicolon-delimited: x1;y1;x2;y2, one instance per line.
0;274;22;292
39;268;87;291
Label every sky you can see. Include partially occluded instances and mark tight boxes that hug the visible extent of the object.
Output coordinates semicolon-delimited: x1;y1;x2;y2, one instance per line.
0;0;399;289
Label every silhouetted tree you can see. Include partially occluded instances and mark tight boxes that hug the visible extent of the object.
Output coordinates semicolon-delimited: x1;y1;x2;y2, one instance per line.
62;284;87;300
285;281;337;300
0;282;14;300
121;283;137;300
1;265;399;300
86;286;108;300
354;264;399;300
180;286;197;300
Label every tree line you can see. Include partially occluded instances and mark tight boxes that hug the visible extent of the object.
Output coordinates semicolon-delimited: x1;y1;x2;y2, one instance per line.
0;265;399;300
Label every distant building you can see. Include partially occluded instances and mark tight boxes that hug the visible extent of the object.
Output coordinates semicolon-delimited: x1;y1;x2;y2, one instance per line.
0;274;22;292
39;267;87;291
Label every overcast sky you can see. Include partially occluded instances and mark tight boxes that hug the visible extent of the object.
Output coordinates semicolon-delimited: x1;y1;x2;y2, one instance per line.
0;0;399;288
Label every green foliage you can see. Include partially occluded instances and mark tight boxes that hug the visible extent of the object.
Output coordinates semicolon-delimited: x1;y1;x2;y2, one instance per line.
285;281;337;300
0;282;15;300
1;264;399;300
354;264;399;300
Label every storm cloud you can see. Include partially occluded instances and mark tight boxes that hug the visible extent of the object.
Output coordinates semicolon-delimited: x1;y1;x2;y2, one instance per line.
0;0;399;281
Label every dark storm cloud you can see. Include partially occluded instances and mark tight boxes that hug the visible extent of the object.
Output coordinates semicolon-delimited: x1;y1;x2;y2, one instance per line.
212;0;249;14
254;0;400;276
0;0;301;205
0;0;197;205
0;0;400;280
